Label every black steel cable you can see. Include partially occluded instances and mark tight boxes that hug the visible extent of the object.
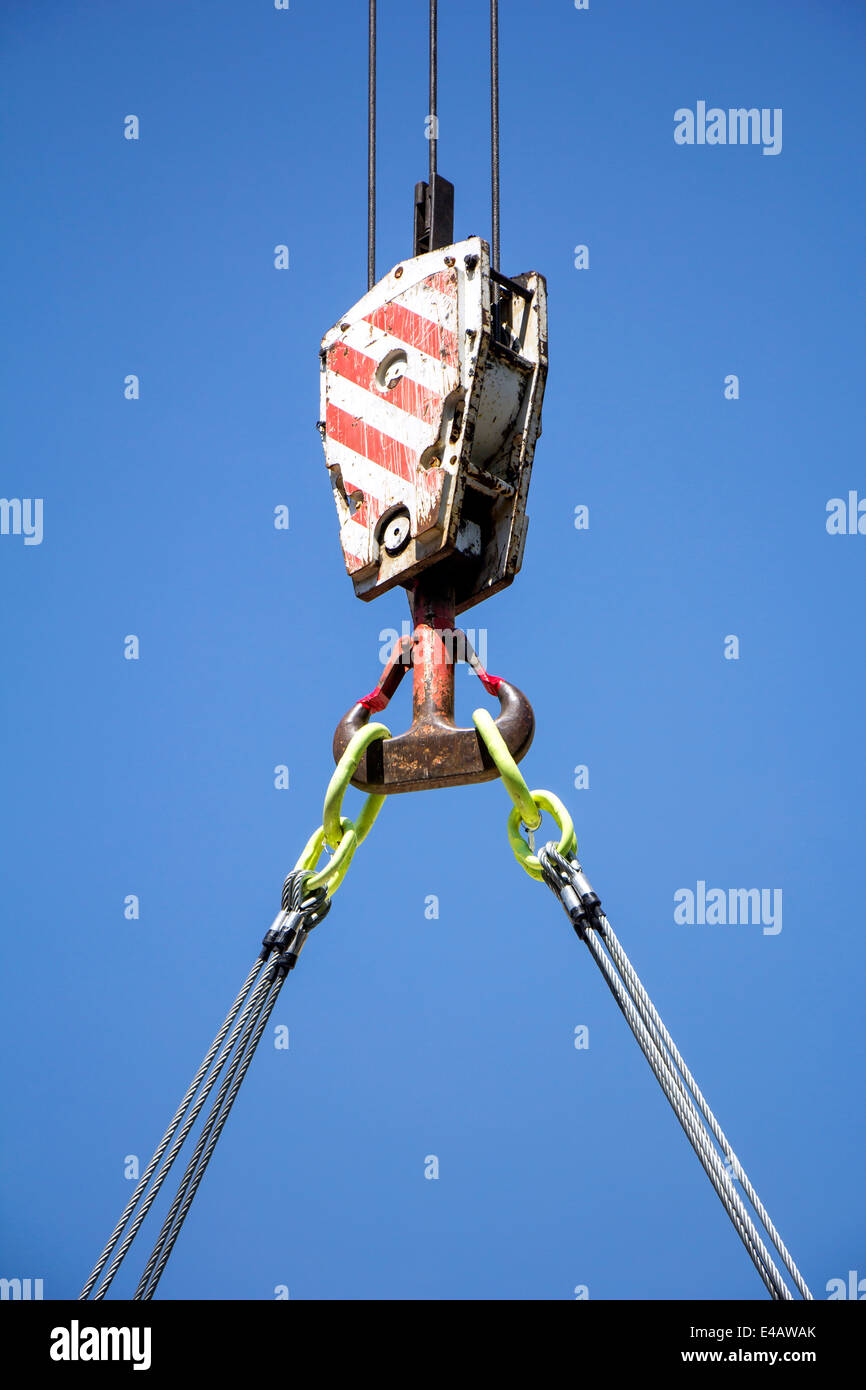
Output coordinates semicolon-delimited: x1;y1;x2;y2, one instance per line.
79;955;267;1300
538;845;812;1301
81;870;324;1299
580;919;787;1299
135;968;288;1300
429;0;438;183
132;874;316;1299
92;968;274;1299
490;0;500;271
368;0;376;290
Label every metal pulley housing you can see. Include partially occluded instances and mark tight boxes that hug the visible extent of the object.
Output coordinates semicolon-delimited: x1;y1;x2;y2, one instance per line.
319;236;547;614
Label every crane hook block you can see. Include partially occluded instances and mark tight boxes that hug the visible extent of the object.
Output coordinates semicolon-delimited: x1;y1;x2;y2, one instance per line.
319;237;548;615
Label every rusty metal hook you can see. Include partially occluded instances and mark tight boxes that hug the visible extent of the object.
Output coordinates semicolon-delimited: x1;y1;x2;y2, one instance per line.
332;578;534;794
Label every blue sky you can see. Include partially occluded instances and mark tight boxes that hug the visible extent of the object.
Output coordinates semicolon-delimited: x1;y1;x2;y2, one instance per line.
2;0;864;1300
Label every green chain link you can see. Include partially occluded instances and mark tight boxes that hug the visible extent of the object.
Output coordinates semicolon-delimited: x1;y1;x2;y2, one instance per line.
473;706;578;880
295;722;390;894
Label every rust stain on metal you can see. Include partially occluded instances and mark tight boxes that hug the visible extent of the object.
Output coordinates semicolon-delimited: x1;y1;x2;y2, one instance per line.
332;577;535;793
319;237;547;612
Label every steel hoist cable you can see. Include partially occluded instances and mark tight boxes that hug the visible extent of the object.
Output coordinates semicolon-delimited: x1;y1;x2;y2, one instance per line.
429;0;438;184
80;879;325;1301
473;710;813;1301
133;922;301;1301
539;848;795;1300
368;0;376;290
561;860;814;1302
80;727;389;1300
490;0;500;270
79;955;268;1301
